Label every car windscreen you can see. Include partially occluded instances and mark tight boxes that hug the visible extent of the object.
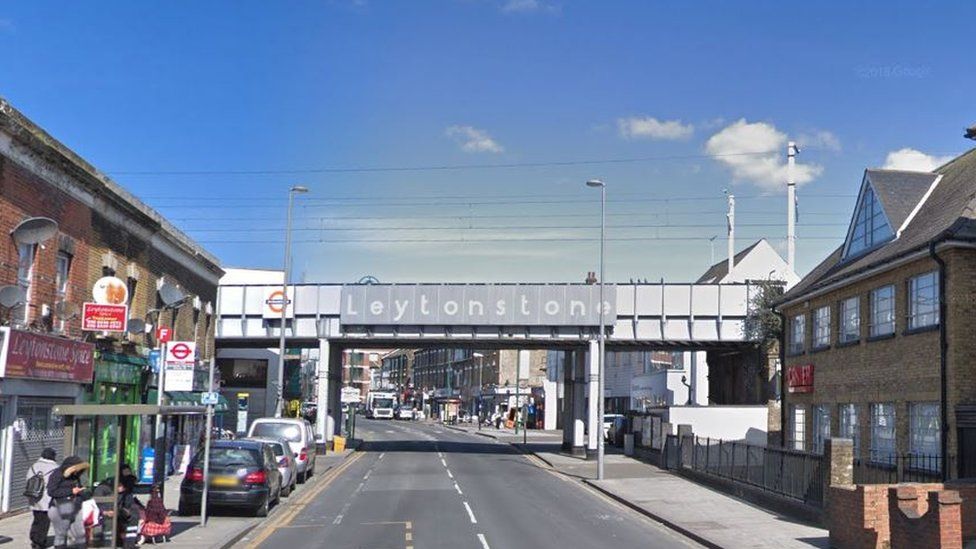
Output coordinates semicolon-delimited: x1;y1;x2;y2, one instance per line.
374;398;394;408
205;447;261;467
252;422;303;443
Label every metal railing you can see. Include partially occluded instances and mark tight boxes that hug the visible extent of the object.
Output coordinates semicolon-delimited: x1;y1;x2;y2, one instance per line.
853;453;945;484
688;436;828;506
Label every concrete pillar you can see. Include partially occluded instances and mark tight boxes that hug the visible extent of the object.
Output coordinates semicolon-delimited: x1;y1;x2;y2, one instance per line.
543;377;558;430
562;351;575;451
677;424;694;467
587;339;600;452
572;350;587;457
315;339;331;443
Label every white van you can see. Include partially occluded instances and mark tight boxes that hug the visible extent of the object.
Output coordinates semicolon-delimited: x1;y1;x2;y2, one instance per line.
248;418;317;483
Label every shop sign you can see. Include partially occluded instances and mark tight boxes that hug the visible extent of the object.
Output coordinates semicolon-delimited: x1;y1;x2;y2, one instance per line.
92;276;129;305
787;364;814;394
0;327;94;382
82;303;128;332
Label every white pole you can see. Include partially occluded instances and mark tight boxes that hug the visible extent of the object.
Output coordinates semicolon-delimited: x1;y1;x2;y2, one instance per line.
726;192;735;279
276;189;296;418
200;356;215;526
597;184;606;481
787;141;797;269
154;340;167;489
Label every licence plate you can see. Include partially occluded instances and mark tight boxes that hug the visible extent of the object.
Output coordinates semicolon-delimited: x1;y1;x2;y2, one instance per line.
211;475;238;487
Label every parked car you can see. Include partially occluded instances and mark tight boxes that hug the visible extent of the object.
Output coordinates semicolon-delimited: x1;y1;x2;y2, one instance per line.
244;436;298;497
394;405;414;420
248;418;318;483
179;439;282;517
603;413;624;442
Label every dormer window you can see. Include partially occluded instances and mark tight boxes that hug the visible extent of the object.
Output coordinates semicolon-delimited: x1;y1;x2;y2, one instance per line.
844;181;893;260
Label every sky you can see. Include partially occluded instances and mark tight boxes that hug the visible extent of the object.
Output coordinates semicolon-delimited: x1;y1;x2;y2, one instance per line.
1;1;974;284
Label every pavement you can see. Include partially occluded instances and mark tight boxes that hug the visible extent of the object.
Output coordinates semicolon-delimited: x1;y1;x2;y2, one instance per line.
242;418;701;549
446;422;830;549
0;447;357;549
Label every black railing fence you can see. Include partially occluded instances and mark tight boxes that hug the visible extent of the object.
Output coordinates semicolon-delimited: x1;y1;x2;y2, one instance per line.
853;453;946;484
687;436;828;506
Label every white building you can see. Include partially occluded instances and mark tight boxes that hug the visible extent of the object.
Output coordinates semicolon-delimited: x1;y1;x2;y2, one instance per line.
696;238;799;288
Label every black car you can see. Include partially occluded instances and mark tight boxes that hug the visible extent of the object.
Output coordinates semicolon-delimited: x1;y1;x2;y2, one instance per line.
179;439;283;517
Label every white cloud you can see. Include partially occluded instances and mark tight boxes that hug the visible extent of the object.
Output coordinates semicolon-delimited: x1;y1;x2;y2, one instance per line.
445;125;504;154
882;148;953;172
705;119;823;192
797;130;842;152
500;0;559;13
617;116;694;141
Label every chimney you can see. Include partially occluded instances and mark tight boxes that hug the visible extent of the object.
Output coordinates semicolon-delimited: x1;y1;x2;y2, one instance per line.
966;125;976;141
585;271;597;285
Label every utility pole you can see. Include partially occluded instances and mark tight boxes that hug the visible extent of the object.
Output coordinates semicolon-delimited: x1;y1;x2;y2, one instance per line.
787;142;797;270
726;191;735;279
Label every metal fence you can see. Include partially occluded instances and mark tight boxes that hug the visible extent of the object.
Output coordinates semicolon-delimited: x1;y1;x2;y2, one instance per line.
853;454;945;485
688;436;828;506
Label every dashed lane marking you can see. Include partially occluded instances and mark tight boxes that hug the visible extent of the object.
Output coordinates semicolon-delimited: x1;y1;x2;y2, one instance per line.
454;482;463;495
477;533;490;549
446;469;454;479
462;501;477;524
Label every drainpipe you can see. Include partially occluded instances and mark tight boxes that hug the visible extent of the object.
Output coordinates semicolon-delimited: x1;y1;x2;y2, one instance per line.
774;309;787;448
928;238;948;480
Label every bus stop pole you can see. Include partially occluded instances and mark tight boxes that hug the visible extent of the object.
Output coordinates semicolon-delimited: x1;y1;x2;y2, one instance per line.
154;342;168;495
201;356;215;526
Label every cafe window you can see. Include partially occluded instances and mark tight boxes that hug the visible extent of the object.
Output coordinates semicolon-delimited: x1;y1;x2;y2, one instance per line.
909;402;941;466
812;306;830;349
870;285;895;337
870;403;896;465
813;404;831;454
839;403;860;456
217;358;268;388
789;314;805;355
790;405;806;451
839;296;860;343
908;272;939;330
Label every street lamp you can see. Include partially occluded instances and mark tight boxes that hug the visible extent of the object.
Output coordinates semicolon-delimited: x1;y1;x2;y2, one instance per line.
276;185;309;418
586;178;607;481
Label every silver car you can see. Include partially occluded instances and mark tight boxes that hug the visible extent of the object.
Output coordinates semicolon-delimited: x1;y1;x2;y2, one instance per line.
245;436;298;497
248;418;317;483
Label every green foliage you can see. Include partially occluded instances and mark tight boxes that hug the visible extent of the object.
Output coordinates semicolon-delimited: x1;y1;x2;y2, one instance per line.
744;280;785;346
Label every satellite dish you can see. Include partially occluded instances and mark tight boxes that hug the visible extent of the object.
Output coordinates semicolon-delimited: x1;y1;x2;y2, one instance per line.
158;283;186;307
127;318;146;334
11;217;58;245
0;285;27;308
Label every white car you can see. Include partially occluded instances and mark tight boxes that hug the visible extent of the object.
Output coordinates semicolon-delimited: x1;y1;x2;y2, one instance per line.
603;414;623;441
248;418;317;483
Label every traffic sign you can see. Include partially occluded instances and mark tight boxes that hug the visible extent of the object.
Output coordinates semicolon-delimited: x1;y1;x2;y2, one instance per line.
148;350;161;373
200;392;220;406
166;341;196;365
156;326;172;344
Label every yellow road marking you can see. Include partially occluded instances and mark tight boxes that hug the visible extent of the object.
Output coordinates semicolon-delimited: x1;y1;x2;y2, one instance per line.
246;451;365;548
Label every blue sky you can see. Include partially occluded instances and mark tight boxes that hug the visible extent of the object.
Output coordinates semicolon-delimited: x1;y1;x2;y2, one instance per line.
2;1;974;283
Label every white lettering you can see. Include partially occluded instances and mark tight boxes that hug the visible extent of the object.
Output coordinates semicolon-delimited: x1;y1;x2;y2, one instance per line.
520;295;530;315
544;300;559;316
345;294;358;315
495;299;506;316
394;299;409;322
468;300;484;316
370;301;384;315
569;300;586;317
420;294;430;315
444;300;459;316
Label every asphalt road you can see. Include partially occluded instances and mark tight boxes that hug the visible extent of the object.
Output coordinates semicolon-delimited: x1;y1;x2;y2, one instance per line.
251;419;699;549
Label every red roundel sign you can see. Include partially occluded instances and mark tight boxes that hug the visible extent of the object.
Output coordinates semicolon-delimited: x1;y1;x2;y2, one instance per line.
165;341;196;366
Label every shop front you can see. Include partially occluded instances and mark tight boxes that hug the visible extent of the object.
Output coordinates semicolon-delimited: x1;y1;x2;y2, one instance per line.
87;352;148;484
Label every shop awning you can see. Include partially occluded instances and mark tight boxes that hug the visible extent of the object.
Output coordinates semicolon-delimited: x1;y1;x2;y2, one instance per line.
146;390;229;412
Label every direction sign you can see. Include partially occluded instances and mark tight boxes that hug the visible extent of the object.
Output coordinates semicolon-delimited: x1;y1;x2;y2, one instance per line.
200;392;220;406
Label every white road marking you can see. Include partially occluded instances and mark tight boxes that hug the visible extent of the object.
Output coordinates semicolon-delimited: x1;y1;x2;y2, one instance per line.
438;451;443;458
447;469;454;479
379;453;385;460
363;471;370;480
477;533;490;549
355;482;364;493
333;515;343;525
440;458;447;467
454;483;463;495
462;501;477;524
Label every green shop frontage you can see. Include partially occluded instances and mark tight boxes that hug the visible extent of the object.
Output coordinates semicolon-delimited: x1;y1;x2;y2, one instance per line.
86;352;150;484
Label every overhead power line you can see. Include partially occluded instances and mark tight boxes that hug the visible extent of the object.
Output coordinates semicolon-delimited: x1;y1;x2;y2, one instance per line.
182;222;847;233
195;235;843;245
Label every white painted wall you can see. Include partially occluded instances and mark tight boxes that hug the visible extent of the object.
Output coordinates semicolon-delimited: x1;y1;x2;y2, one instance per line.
720;239;800;289
220;267;284;285
664;405;768;445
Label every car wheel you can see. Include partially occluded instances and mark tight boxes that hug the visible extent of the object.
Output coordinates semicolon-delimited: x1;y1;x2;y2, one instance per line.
306;462;314;478
298;470;307;484
292;480;298;493
282;481;291;497
255;497;269;517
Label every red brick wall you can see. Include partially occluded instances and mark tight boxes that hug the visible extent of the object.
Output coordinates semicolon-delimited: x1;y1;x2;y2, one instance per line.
827;484;890;549
888;486;962;549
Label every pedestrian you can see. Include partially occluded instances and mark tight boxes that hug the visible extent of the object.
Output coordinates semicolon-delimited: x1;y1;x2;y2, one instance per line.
115;475;144;549
139;483;172;543
46;455;89;549
25;447;58;549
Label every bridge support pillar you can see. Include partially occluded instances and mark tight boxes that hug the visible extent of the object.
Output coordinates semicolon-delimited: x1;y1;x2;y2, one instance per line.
587;339;600;454
561;351;574;451
571;350;587;457
315;339;333;447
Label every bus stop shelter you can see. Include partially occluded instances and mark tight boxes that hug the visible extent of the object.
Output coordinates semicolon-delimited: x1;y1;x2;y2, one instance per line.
53;404;209;545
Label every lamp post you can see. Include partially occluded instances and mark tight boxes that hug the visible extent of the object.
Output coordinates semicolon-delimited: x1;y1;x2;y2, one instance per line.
276;185;308;418
586;178;607;481
474;352;484;430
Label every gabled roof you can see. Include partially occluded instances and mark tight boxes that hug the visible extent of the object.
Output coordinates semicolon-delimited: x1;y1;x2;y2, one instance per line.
864;169;939;231
780;147;976;304
696;240;762;283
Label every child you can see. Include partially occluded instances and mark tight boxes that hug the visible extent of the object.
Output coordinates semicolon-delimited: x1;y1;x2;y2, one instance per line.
139;484;172;543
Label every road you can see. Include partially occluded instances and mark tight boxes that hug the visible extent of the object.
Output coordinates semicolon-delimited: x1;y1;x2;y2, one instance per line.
247;418;699;549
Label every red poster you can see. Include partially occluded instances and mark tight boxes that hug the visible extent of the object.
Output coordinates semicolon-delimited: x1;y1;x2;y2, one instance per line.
82;303;128;332
1;328;94;382
787;364;814;394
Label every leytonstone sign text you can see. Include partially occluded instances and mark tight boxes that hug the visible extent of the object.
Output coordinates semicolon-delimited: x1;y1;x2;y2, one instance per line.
340;284;615;326
0;327;95;382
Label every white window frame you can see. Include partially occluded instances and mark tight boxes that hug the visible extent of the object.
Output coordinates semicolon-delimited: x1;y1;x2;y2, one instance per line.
869;285;895;337
791;405;806;451
812;404;831;454
812;306;830;348
908;271;939;330
839;296;860;343
789;314;806;355
909;402;940;471
869;403;896;465
839;403;860;457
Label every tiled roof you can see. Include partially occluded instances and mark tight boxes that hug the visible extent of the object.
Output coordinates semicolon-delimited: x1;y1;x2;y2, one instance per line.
780;147;976;303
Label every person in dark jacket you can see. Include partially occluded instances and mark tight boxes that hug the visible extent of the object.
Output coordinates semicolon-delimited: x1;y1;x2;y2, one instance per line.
27;447;58;548
116;475;144;549
46;456;89;549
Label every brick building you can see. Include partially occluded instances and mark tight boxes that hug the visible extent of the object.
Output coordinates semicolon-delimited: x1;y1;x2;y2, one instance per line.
0;97;222;511
777;145;976;479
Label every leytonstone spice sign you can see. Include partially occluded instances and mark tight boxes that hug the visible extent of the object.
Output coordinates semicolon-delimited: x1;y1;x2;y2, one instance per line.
0;327;95;383
340;284;616;326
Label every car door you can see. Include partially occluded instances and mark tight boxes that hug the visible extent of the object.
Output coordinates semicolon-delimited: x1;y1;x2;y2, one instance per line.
264;445;280;496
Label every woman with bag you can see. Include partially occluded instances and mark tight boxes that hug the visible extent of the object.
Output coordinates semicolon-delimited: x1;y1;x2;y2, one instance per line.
46;456;89;549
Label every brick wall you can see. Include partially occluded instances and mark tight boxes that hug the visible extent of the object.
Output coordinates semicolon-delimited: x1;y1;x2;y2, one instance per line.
888;486;962;549
827;484;890;549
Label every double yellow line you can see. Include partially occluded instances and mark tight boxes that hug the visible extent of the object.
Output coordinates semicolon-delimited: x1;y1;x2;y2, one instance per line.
245;451;365;548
